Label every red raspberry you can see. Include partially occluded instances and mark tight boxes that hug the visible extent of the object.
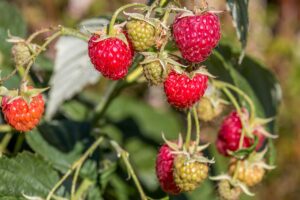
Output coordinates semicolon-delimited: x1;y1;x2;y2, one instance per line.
164;70;208;109
156;144;180;195
172;12;221;63
1;94;45;132
88;34;133;80
216;111;265;156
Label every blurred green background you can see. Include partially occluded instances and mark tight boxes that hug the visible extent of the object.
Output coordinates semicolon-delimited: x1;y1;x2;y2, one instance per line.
1;0;300;199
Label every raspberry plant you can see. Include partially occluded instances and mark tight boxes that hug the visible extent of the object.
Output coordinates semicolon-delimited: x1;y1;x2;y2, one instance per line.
0;0;281;200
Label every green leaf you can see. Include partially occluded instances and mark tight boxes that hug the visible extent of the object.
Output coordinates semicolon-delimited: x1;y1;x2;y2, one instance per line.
226;0;249;49
61;100;90;121
26;120;97;180
99;160;117;191
236;56;282;131
0;1;26;66
106;96;182;142
0;152;63;199
124;138;158;190
206;51;265;117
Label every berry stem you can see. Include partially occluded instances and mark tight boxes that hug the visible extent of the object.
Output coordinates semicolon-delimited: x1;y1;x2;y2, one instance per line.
159;0;172;7
13;134;25;154
26;28;52;43
71;161;83;199
185;109;192;149
161;6;172;25
108;3;146;36
0;69;17;84
214;81;256;124
222;87;242;114
73;178;93;200
0;133;13;154
193;106;201;147
90;56;144;125
46;137;104;200
146;0;159;18
17;26;89;93
90;81;121;125
222;88;247;149
111;141;148;200
0;124;13;132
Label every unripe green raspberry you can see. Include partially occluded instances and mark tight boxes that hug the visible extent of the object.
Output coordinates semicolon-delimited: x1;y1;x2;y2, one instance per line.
173;155;208;192
142;61;168;86
197;97;223;122
11;43;31;66
125;20;156;51
218;180;241;200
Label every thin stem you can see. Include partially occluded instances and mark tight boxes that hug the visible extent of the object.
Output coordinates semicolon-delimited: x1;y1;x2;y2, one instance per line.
90;81;120;124
13;134;24;154
46;137;104;200
185;109;192;149
108;3;146;36
26;28;52;43
222;88;241;114
0;133;13;153
90;66;143;125
71;162;83;199
216;81;256;123
60;26;89;41
161;6;171;25
111;141;147;200
73;179;93;200
126;67;143;83
0;125;13;132
0;69;17;84
21;31;61;85
146;0;159;18
19;26;89;92
193;106;200;146
222;88;246;149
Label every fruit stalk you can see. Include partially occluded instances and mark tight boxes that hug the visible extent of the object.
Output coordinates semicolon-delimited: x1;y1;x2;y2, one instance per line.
222;88;247;148
111;141;148;200
19;26;89;93
108;3;146;36
90;58;144;125
185;109;192;149
146;0;159;18
46;137;104;200
0;133;13;154
215;81;256;123
193;106;201;149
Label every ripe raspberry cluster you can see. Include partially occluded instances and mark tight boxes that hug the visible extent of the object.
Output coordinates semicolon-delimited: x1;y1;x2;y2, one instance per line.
0;0;277;199
85;0;276;198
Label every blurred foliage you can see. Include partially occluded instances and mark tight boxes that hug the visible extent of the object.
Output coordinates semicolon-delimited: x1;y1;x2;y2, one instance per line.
0;0;299;199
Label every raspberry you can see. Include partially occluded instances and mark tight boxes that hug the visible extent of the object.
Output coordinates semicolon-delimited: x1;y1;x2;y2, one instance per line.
155;144;180;195
216;111;265;156
125;20;156;51
11;43;31;66
142;61;168;86
164;70;208;109
173;155;208;192
172;12;221;63
1;94;44;132
88;34;133;80
197;97;223;121
218;180;241;200
229;160;265;187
